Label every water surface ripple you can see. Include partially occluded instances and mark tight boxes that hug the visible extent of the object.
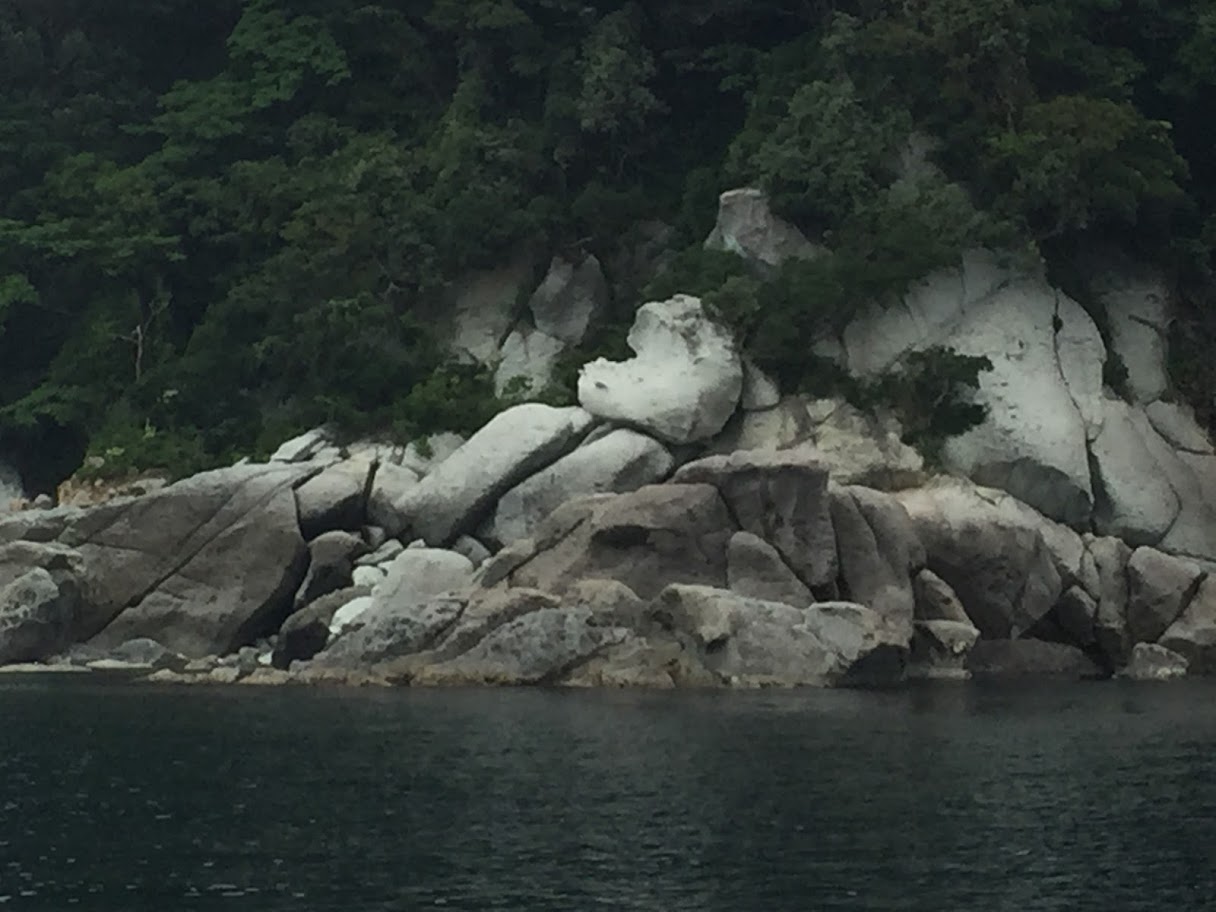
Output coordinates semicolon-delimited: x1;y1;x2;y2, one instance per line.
2;679;1215;911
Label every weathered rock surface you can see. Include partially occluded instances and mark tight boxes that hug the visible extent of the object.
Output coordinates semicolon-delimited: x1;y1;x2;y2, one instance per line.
710;397;924;490
912;568;971;624
843;255;1102;526
1146;400;1213;455
1121;642;1188;680
675;448;836;589
391;404;595;544
966;640;1103;678
528;254;608;345
0;568;79;665
831;485;922;633
489;429;673;546
372;548;475;613
740;360;781;411
1125;547;1204;645
1054;586;1099;650
908;619;980;679
1089;399;1180;545
1093;266;1170;404
493;326;565;397
294;530;366;609
275;586;371;667
317;593;468;667
1087;534;1133;666
410;608;626;686
75;464;311;658
443;254;535;365
365;463;420;536
725;531;811;605
579;295;742;445
703;188;823;270
508;484;734;599
1160;576;1216;674
294;461;372;538
896;480;1062;638
651;585;906;687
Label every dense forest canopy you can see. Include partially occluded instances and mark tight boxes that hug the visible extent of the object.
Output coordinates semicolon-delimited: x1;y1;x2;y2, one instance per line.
1;0;1213;491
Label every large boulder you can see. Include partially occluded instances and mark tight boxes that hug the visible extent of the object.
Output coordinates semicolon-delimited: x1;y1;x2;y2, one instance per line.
507;484;735;599
703;188;824;271
908;619;980;679
293;530;366;609
578;295;742;445
488;429;673;546
843;255;1103;526
493;326;565;397
674;448;837;589
1145;401;1213;455
372;548;475;613
316;593;468;667
274;586;371;667
1087;534;1133;665
725;531;811;605
0;568;79;665
650;585;906;687
1125;547;1204;645
1088;399;1181;544
366;463;420;535
894;479;1063;638
1121;642;1188;681
1160;576;1216;673
710;397;924;489
442;253;535;365
830;485;922;634
410;608;628;686
390;404;595;545
294;460;373;538
1092;265;1170;404
71;464;311;658
528;254;609;345
911;568;972;624
966;640;1103;678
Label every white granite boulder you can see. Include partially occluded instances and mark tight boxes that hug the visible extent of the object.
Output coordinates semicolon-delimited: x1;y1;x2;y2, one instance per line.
489;428;673;545
493;326;565;397
528;254;609;345
578;295;742;445
703;188;824;270
390;404;595;545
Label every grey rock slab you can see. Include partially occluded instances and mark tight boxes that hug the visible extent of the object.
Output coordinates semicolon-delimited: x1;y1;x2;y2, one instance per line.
392;404;595;545
1125;547;1204;645
726;531;811;605
489;428;673;546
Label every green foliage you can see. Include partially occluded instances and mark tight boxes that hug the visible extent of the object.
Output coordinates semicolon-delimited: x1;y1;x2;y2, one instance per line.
1;0;1215;488
855;347;994;463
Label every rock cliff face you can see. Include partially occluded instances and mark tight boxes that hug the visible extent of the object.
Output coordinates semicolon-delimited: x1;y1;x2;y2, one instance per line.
3;189;1214;689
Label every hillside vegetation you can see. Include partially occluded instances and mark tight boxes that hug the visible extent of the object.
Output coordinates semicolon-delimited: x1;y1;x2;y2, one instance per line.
2;0;1213;491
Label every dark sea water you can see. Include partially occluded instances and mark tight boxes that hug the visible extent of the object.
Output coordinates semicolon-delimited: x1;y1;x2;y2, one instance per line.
2;679;1216;912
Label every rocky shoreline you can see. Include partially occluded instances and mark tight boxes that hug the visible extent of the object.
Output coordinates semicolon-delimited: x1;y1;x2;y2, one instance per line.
0;411;1210;689
4;196;1216;690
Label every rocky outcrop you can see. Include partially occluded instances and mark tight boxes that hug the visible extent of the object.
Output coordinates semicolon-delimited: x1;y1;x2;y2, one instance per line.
0;568;79;665
1159;576;1216;673
579;295;742;445
1125;548;1204;645
72;465;310;657
896;479;1063;638
674;448;837;589
725;531;811;605
651;586;905;687
831;485;922;635
442;253;535;366
488;429;672;545
494;326;565;397
528;254;608;345
1121;643;1188;681
703;188;824;271
908;619;979;679
967;640;1103;678
391;404;595;545
709;397;924;490
294;460;373;538
506;483;734;599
